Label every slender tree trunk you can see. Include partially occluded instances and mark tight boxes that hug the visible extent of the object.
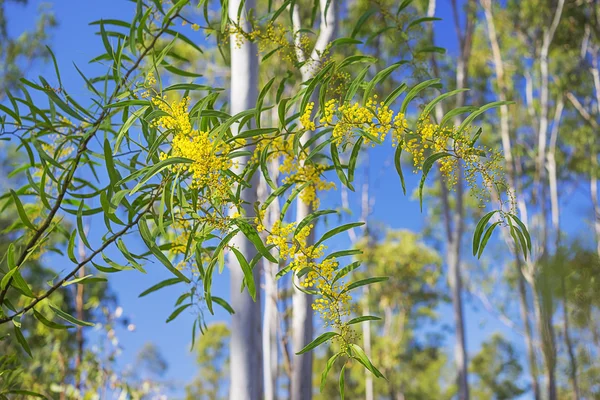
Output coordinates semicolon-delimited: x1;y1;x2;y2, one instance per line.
228;0;262;398
536;3;563;398
562;278;581;400
480;4;541;396
290;2;337;398
589;49;600;258
440;3;475;398
517;272;541;400
263;113;281;400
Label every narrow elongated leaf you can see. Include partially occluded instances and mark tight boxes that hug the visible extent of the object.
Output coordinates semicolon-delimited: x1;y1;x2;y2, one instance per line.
231;247;256;300
10;190;35;230
472;211;497;256
509;214;531;252
321;352;342;392
62;275;107;287
166;303;192;323
139;277;184;297
394;143;406;194
478;221;501;259
332;261;361;283
33;309;71;330
212;296;235;314
316;222;364;247
342;277;388;293
49;303;95;327
296;331;339;354
350;343;384;378
13;325;32;357
295;209;337;236
233;219;277;263
347;315;381;325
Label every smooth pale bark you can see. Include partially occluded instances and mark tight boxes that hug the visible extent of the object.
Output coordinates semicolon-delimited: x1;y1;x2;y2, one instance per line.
342;156;372;400
263;156;281;400
439;2;474;399
536;4;564;398
480;3;540;397
589;49;600;259
228;0;262;398
290;2;337;399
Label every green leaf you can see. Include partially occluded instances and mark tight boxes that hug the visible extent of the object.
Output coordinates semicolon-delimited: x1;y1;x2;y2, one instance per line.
10;190;36;230
348;137;363;183
231;247;256;300
296;331;339;354
49;303;95;327
33;309;71;330
347;315;381;325
339;365;346;400
4;389;46;398
13;325;32;358
67;230;78;263
104;138;120;186
478;221;501;259
509;214;531;252
408;16;441;29
332;261;361;284
457;101;513;133
62;275;107;287
422;88;468;117
383;83;408;107
364;61;407;103
351;9;377;38
212;296;235;314
233;218;278;263
128;157;193;195
342;277;388;293
472;211;497;256
295;210;337;236
316;222;364;247
350;343;384;378
321;352;342;392
139;277;184;297
166;303;192;323
418;152;452;211
324;249;362;260
394;143;406;195
400;79;441;115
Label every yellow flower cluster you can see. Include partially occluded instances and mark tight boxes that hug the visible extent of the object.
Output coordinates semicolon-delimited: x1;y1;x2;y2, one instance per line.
155;96;234;200
265;222;353;345
146;71;157;86
300;103;316;131
227;21;321;67
400;113;511;207
318;97;408;148
253;132;335;210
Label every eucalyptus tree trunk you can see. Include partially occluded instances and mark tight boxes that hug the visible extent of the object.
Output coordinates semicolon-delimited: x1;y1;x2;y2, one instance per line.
440;2;475;399
589;47;600;259
263;107;281;400
290;2;337;399
480;2;540;397
535;3;564;398
228;0;262;398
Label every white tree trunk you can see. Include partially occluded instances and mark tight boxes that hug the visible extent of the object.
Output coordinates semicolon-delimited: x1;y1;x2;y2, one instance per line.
263;157;281;400
290;2;337;399
480;4;540;396
228;0;262;398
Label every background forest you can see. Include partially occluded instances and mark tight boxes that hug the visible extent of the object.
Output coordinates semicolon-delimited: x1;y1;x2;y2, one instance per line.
0;0;599;399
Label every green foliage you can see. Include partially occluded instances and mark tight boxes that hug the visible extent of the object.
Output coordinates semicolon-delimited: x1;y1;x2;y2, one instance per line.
0;0;524;396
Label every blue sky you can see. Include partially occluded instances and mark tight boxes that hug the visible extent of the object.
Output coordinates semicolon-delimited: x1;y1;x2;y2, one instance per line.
4;0;596;398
